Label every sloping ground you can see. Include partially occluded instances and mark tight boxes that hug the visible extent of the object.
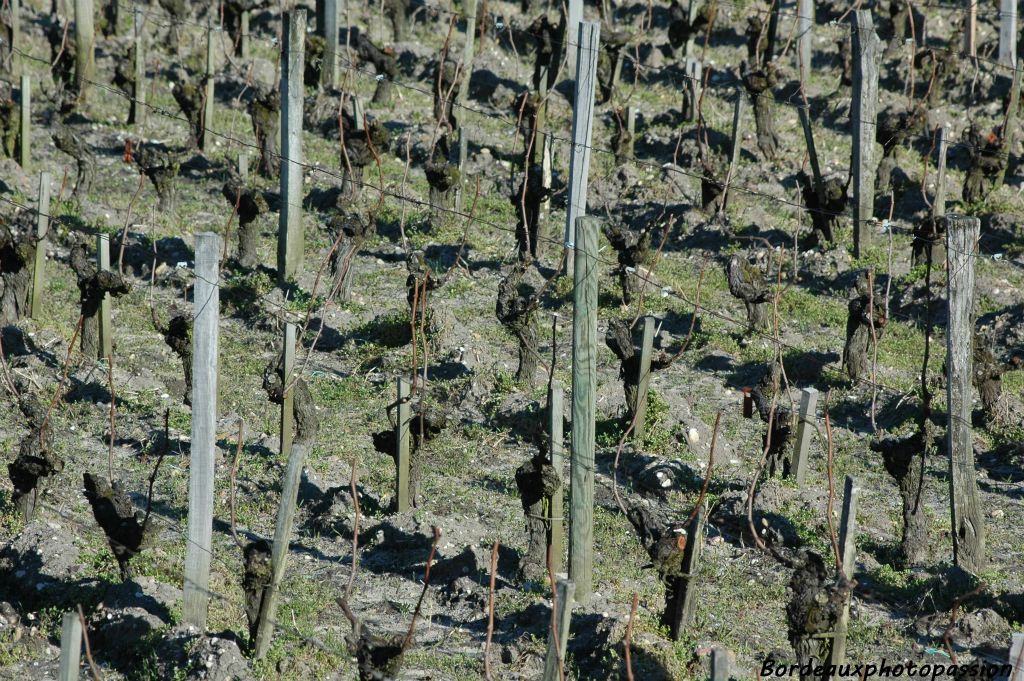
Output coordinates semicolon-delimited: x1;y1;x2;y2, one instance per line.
0;0;1022;679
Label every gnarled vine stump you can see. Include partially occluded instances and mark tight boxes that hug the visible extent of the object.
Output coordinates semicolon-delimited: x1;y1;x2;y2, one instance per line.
249;87;281;180
496;259;540;387
70;239;132;359
842;271;887;383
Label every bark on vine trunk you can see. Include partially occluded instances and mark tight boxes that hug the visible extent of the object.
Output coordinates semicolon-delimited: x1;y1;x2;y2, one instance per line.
871;429;930;566
743;65;779;161
842;271;887;382
70;240;132;359
496;260;540;387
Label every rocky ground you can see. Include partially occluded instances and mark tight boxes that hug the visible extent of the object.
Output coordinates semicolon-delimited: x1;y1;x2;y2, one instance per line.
0;0;1023;679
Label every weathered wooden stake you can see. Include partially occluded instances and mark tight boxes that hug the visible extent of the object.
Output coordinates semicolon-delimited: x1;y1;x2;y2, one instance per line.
798;99;824;202
183;232;220;630
999;0;1017;67
665;503;705;639
74;0;95;100
684;0;699;57
569;215;598;602
720;90;745;211
547;380;565;572
683;58;703;122
253;439;309;658
9;0;21;77
19;74;29;170
567;0;583;75
278;9;306;284
933;126;947;220
201;16;216;151
238;152;249;183
456;0;478;209
131;9;146;126
946;214;986;572
396;376;411;512
29;171;51;319
710;646;730;681
1009;632;1024;681
240;10;251;59
797;0;813;86
964;0;977;58
626;106;636;159
280;323;295;459
850;11;879;259
353;96;364;131
632;316;654;440
542;574;574;681
322;0;339;88
1000;66;1021;186
539;131;553;245
791;387;818;486
826;475;859;676
58;611;82;681
96;233;112;360
563;21;601;274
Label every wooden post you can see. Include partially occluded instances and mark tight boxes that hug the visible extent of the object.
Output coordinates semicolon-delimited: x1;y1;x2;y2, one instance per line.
659;503;705;639
850;11;879;259
790;387;818;486
238;152;249;183
322;0;339;88
253;439;309;658
1009;632;1024;681
96;234;112;360
684;0;699;57
29;171;50;319
74;0;95;100
278;9;306;285
240;10;251;59
569;215;598;602
826;475;859;677
999;66;1021;186
683;58;703;122
353;96;364;131
632;316;654;440
542;575;574;681
396;376;411;512
563;21;601;272
798;99;825;203
280;323;295;459
183;232;220;630
456;0;478;191
999;0;1017;67
18;74;29;170
797;0;813;87
456;0;475;110
201;16;216;151
710;646;730;681
9;0;20;78
567;0;583;76
547;380;565;572
933;126;948;221
945;214;986;572
131;9;146;126
625;106;637;161
719;90;744;211
58;611;82;681
539;131;553;244
764;0;780;64
964;0;977;59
